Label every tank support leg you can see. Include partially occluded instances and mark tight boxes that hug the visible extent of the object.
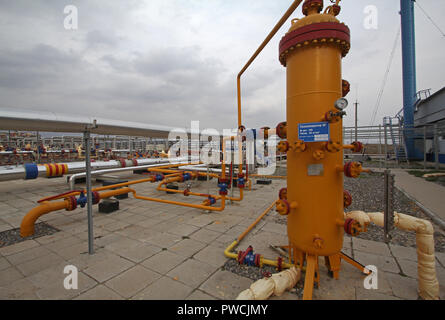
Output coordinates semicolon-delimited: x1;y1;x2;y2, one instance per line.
303;254;317;300
325;254;341;279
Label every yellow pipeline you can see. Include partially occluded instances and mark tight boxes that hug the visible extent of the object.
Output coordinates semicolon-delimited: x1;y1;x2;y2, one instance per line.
37;163;193;203
21;187;132;237
237;0;304;128
223;199;293;269
128;188;226;212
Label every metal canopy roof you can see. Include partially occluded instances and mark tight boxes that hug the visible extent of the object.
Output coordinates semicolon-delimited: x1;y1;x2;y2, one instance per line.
0;108;184;138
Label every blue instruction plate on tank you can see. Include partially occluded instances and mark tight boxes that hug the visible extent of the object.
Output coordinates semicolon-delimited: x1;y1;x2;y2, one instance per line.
298;122;330;142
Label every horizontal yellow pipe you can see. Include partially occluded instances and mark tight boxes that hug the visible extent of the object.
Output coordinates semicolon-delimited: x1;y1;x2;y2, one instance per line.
20;200;70;237
129;188;226;212
21;187;133;237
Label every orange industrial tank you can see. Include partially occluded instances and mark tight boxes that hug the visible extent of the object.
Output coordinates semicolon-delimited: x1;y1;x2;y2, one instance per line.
277;0;350;257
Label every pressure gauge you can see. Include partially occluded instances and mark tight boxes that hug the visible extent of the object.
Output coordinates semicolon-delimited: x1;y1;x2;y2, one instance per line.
334;98;348;111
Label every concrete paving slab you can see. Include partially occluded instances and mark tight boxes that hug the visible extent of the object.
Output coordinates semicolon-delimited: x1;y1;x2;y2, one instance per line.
105;265;161;298
0;277;39;299
436;251;445;267
0;267;24;286
105;237;161;263
0;256;11;271
194;244;228;268
133;276;193;300
145;232;182;248
186;290;217;300
0;239;40;256
398;258;418;278
189;228;221;243
354;250;400;274
199;270;253;300
36;271;97;300
389;244;418;262
355;287;401;300
5;245;53;265
16;252;65;277
392;169;445;221
352;238;391;256
167;224;199;237
167;258;218;288
386;272;419;300
141;250;187;275
169;239;207;258
75;285;123;300
83;254;134;283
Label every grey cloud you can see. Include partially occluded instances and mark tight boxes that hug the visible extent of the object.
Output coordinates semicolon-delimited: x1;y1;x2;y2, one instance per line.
0;44;82;89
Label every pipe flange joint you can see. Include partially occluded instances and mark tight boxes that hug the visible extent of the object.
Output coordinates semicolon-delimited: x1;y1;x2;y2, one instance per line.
92;191;100;205
302;0;324;16
342;79;350;97
276;199;290;216
351;141;364;153
279;188;287;200
66;196;78;211
276;122;287;139
344;218;361;236
343;190;352;208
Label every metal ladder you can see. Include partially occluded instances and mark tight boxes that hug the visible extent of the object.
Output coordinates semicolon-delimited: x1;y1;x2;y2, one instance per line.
385;117;409;164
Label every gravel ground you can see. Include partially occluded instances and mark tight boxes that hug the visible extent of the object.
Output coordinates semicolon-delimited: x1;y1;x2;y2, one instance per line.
344;172;445;252
0;222;59;248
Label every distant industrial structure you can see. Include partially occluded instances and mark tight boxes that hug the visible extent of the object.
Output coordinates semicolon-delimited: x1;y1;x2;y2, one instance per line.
414;87;445;163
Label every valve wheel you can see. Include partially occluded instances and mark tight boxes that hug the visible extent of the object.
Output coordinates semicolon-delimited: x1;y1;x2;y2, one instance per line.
276;122;287;139
184;189;190;196
343;190;352;208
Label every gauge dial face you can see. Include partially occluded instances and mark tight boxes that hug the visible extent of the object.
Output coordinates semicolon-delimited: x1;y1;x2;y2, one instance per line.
334;98;348;110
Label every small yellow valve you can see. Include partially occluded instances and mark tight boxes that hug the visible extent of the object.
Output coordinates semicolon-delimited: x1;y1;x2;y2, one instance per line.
312;149;326;161
325;141;341;153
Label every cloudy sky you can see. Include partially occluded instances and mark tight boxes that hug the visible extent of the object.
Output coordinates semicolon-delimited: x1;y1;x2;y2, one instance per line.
0;0;444;132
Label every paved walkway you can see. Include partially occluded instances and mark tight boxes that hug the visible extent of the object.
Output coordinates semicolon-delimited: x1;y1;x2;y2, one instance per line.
389;169;445;222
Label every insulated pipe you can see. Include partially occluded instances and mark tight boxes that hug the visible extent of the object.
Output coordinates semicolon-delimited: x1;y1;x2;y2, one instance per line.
344;210;439;300
237;0;304;128
237;267;301;300
0;156;192;182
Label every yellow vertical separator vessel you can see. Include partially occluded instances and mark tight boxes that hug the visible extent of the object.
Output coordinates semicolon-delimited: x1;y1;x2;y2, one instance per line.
277;0;351;299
